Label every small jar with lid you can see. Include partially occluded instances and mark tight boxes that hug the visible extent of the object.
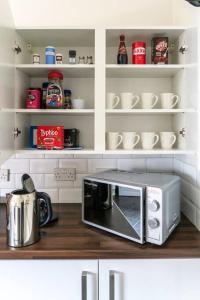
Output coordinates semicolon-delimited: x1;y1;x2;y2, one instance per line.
68;50;76;64
46;71;64;109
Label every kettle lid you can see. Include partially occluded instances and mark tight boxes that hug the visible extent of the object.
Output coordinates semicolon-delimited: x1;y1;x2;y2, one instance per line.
21;174;35;193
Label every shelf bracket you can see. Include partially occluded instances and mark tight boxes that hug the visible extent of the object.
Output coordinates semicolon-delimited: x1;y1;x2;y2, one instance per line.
13;43;22;54
13;128;21;138
179;127;186;137
179;45;188;54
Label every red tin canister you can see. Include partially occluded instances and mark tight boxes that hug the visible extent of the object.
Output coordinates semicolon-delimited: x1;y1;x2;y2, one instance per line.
132;41;146;64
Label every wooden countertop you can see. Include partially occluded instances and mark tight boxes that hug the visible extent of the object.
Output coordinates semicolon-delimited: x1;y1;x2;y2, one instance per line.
0;203;200;259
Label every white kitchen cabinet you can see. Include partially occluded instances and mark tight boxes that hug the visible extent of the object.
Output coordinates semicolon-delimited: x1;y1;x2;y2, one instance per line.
0;260;98;300
99;259;200;300
0;0;199;163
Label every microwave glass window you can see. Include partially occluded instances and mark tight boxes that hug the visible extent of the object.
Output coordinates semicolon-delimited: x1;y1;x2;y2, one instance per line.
114;186;141;236
83;180;143;242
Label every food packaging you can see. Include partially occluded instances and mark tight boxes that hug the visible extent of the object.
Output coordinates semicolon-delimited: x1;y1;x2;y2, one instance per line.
37;126;64;150
151;37;168;64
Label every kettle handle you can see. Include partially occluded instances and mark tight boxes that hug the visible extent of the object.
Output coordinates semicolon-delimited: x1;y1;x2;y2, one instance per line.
37;192;53;227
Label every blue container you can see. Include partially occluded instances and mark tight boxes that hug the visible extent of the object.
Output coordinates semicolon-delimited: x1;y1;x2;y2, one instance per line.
30;126;38;148
45;46;55;64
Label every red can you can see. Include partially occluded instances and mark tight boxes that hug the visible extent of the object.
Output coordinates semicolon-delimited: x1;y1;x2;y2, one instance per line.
132;42;146;64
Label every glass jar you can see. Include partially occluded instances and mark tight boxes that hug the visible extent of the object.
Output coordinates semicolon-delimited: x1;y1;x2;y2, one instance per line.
46;71;64;109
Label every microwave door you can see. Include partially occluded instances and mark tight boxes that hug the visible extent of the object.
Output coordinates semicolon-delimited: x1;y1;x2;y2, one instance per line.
113;185;145;244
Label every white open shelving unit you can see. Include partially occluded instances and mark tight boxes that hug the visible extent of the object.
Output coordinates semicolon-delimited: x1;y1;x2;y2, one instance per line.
0;26;199;158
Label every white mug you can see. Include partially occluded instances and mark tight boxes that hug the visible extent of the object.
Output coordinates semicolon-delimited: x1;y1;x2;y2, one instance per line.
120;92;140;109
160;132;177;149
72;98;85;109
161;93;180;109
122;132;140;150
141;132;159;150
107;132;123;150
106;93;120;109
141;93;158;109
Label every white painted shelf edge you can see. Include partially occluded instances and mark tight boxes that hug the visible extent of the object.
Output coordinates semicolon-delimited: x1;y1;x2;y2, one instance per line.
1;109;95;115
15;149;196;155
106;109;196;114
106;64;196;69
15;64;95;69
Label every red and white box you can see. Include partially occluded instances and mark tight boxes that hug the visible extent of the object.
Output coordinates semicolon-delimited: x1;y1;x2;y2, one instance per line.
37;126;64;150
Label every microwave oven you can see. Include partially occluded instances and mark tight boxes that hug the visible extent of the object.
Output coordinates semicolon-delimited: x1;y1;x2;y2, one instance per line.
82;170;180;245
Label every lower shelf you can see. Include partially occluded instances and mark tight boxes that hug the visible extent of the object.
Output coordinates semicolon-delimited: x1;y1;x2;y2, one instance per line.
15;149;195;155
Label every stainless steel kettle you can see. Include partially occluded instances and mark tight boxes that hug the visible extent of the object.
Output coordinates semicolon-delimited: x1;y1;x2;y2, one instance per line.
6;174;52;248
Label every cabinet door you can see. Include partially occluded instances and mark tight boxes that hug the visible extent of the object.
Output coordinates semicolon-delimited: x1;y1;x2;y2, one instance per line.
99;259;200;300
0;259;98;300
0;0;15;164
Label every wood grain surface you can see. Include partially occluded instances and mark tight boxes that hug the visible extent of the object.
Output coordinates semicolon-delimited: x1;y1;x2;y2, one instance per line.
0;203;200;259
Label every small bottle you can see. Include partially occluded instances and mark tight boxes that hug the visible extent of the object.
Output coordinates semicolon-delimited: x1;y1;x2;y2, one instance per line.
117;34;128;64
78;56;85;64
64;90;72;109
69;50;76;64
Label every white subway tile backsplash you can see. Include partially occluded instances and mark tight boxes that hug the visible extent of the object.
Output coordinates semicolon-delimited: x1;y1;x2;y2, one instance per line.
59;188;82;203
30;159;58;174
181;195;196;227
0;174;15;189
59;159;87;173
174;159;184;176
88;159;117;173
74;174;89;188
38;189;59;203
15;174;44;190
117;159;146;172
1;159;29;174
181;179;200;210
0;189;14;197
182;162;197;184
44;174;73;188
146;158;173;172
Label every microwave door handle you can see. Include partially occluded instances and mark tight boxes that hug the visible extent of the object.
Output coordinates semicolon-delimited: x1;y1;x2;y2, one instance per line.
109;271;122;300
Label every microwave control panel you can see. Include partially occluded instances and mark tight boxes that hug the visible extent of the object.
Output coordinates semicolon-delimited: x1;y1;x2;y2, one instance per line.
146;186;163;244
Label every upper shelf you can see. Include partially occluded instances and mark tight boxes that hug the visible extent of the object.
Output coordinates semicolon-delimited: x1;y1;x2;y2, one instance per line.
16;28;95;47
106;65;186;78
106;27;187;46
16;64;95;78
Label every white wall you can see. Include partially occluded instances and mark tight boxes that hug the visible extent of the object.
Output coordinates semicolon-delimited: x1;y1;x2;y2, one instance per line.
9;0;173;27
172;0;200;26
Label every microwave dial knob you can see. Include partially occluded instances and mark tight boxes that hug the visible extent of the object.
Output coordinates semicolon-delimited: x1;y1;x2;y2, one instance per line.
149;200;160;212
148;218;160;229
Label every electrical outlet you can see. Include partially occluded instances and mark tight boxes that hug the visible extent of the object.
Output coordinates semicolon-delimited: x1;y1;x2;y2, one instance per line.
54;168;76;181
0;169;10;182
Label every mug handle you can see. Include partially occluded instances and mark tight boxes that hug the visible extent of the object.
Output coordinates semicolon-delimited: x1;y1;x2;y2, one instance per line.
132;134;140;148
131;95;140;109
170;134;177;147
116;135;123;149
113;96;120;109
151;95;159;108
153;134;159;148
170;95;179;109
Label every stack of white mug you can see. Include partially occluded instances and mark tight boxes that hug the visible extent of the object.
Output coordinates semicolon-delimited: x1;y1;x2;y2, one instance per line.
107;131;177;150
107;92;180;109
